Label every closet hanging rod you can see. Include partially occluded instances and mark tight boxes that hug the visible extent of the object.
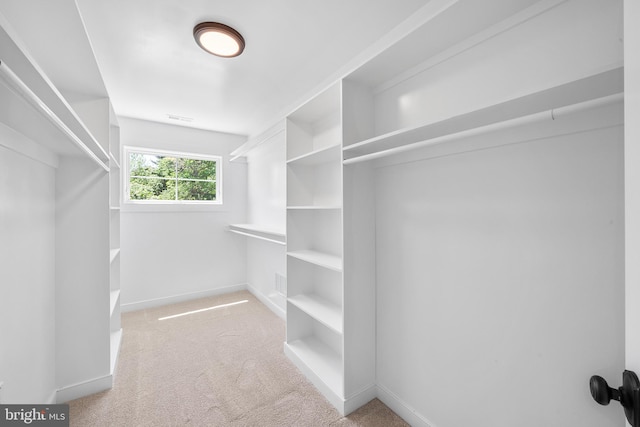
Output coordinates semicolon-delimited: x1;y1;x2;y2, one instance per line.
230;126;285;162
228;228;287;245
343;92;624;165
0;60;110;172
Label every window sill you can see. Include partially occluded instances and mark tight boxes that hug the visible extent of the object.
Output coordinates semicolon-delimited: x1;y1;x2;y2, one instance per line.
121;202;228;213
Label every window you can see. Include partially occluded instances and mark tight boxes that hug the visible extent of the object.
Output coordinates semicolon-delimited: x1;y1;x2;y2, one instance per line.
124;147;221;204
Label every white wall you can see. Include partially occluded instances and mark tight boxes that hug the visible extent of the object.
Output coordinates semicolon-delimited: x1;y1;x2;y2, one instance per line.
245;127;287;316
55;157;110;393
246;240;286;316
119;118;247;310
358;3;626;424
625;0;640;374
0;127;56;403
247;130;286;230
374;123;624;427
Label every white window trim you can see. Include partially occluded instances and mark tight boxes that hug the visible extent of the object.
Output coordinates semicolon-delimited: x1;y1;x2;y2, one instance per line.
123;146;223;208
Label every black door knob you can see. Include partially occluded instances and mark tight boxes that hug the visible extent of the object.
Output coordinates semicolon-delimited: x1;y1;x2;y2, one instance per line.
590;370;640;427
590;375;621;405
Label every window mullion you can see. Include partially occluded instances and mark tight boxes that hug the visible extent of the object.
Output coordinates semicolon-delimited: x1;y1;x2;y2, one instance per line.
174;159;178;201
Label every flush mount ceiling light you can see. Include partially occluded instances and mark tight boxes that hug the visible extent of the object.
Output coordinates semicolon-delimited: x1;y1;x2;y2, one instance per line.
193;22;245;58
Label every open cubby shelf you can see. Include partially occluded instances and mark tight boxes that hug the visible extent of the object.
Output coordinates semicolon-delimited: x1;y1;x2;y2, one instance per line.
285;337;343;396
287;143;341;165
287;250;342;272
288;293;342;334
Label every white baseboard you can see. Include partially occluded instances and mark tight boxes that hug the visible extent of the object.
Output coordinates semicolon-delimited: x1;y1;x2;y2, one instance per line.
121;283;247;312
284;342;347;414
247;284;285;319
45;390;57;404
376;384;436;427
56;374;113;403
345;384;377;415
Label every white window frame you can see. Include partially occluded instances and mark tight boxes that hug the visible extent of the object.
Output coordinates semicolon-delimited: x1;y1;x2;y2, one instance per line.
123;146;223;205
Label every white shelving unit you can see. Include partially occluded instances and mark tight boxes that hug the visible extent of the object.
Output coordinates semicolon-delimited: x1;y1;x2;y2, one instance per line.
284;81;369;413
1;19;121;401
65;93;122;390
279;1;625;420
284;79;378;415
108;106;122;373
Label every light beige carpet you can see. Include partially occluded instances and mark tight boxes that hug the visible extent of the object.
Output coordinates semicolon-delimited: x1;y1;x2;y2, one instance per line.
68;290;408;426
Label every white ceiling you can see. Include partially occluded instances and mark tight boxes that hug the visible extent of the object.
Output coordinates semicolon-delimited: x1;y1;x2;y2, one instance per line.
0;0;431;138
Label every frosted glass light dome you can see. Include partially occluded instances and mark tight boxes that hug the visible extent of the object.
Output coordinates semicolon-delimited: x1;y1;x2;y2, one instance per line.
194;22;245;58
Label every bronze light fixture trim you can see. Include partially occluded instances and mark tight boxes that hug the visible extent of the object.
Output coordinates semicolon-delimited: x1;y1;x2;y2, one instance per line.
193;22;245;58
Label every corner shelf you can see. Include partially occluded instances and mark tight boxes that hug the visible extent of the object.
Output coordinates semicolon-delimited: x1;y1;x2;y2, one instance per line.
228;223;286;245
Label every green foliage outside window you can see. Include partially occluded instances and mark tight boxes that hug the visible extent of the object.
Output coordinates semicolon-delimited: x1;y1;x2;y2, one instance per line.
129;152;218;202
